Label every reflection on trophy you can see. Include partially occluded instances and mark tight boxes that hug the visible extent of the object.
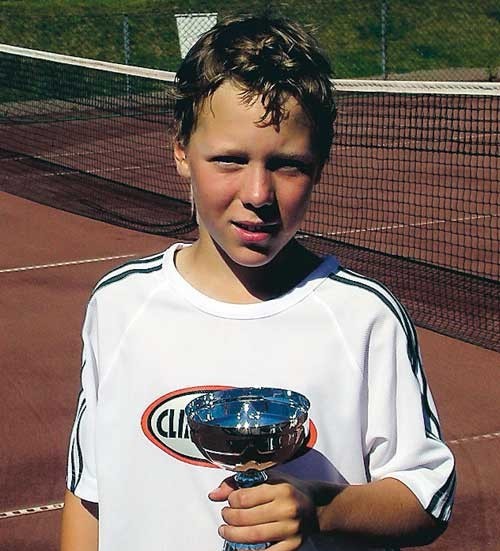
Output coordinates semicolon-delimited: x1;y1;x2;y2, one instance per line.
185;387;310;551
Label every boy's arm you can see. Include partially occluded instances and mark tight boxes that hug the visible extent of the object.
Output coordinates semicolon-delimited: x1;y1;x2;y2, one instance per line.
211;475;445;548
312;477;445;546
60;490;98;551
62;297;100;550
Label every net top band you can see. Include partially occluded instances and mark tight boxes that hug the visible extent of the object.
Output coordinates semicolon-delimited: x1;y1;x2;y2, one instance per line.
1;43;499;96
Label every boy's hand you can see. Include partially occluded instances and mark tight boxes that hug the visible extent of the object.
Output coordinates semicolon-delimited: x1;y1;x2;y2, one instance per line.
209;473;319;550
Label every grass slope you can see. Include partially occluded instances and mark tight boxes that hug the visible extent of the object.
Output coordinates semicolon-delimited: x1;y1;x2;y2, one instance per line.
0;0;498;77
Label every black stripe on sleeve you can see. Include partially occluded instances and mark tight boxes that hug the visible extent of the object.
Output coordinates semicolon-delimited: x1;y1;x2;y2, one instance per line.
427;469;457;522
92;253;164;293
91;263;163;297
70;400;87;492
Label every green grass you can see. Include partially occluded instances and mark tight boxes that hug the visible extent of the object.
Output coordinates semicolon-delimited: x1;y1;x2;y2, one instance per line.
0;0;499;78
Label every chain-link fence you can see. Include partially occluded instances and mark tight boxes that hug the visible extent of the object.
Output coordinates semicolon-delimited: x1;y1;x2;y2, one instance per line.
0;0;499;80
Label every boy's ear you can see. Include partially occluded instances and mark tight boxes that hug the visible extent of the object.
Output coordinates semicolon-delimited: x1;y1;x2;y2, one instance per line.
173;140;191;179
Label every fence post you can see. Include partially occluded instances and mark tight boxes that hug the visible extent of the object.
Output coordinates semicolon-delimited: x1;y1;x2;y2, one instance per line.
381;0;388;79
123;13;131;97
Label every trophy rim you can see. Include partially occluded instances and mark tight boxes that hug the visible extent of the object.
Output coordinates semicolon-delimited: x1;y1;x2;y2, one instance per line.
185;387;310;470
185;386;310;433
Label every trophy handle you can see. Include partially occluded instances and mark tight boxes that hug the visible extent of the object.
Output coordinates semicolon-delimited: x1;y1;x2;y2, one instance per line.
222;469;271;551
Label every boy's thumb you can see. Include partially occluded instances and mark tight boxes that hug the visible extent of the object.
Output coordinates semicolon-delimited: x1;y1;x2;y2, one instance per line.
208;476;238;501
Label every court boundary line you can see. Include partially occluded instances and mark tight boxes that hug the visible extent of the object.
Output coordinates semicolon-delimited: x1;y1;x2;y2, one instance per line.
1;160;164;179
0;502;63;519
299;213;496;239
0;254;137;273
1;431;498;520
448;431;500;446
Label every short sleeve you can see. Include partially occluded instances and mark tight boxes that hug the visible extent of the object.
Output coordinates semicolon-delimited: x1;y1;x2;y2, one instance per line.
66;298;99;502
364;293;456;523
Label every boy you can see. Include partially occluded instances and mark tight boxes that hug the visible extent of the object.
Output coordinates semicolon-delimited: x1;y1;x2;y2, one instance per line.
61;14;455;551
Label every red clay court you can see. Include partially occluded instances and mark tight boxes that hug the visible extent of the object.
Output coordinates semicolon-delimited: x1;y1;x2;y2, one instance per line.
1;191;500;550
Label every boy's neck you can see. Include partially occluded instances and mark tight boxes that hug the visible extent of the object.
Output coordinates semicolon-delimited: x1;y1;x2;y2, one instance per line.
174;238;322;304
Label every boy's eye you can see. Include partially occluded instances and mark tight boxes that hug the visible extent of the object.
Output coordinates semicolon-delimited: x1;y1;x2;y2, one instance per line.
268;159;313;175
212;156;247;166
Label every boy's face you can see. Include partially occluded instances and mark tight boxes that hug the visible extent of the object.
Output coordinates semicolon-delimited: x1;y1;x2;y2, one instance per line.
174;81;321;269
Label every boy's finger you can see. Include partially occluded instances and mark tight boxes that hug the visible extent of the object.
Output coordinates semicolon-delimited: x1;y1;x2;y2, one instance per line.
208;476;238;501
211;483;267;505
227;483;296;509
222;500;297;527
219;519;300;545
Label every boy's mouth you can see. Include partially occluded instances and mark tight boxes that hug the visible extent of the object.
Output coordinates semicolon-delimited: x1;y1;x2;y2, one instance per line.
232;221;280;233
231;220;282;244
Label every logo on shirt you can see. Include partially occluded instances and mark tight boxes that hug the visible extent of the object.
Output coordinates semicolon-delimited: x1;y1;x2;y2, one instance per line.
141;386;317;467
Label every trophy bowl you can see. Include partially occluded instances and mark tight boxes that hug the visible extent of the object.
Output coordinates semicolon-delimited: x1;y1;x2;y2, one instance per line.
185;387;310;551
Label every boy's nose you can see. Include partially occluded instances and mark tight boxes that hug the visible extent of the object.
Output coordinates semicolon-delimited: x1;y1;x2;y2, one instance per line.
240;166;274;208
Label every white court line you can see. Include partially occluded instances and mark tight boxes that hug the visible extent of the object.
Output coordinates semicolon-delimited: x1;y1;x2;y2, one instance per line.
1;431;498;519
1;151;163;166
0;502;64;519
1;162;161;177
448;431;500;446
299;213;495;239
0;254;137;273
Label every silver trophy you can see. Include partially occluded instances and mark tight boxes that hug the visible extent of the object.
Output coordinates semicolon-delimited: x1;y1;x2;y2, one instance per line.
185;387;310;551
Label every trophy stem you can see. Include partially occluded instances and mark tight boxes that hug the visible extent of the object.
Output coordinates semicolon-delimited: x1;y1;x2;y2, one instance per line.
234;469;268;488
222;469;271;551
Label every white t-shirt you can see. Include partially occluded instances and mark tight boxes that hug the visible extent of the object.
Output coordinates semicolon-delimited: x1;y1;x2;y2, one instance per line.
66;242;455;551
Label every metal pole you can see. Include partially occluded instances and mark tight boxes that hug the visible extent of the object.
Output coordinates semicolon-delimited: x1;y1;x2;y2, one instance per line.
381;0;388;79
123;14;131;97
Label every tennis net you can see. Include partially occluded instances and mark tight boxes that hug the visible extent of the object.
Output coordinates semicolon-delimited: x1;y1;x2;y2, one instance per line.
1;45;498;351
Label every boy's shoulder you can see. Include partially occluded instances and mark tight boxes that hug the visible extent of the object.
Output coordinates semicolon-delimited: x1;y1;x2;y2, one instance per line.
89;249;168;302
326;266;398;304
80;248;175;346
320;265;412;330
